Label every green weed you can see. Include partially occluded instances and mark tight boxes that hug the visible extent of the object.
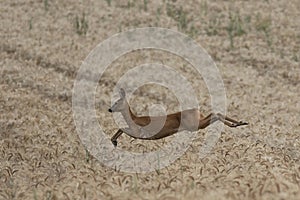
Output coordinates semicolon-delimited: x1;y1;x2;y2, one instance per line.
105;0;112;7
105;0;111;7
143;0;148;12
29;18;33;30
44;0;49;11
255;14;272;48
205;15;220;36
127;0;135;9
155;152;161;175
166;4;188;31
227;11;247;49
187;25;199;39
156;7;161;23
75;12;88;36
200;0;208;16
292;54;298;62
85;148;90;163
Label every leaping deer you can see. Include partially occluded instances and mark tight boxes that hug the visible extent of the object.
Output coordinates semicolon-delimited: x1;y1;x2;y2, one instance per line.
108;88;248;147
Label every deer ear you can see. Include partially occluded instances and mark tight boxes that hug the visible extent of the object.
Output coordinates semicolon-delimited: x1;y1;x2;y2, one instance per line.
119;88;126;98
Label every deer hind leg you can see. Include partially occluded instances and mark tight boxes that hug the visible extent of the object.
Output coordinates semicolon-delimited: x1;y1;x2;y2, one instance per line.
216;113;248;127
198;113;220;129
198;113;248;129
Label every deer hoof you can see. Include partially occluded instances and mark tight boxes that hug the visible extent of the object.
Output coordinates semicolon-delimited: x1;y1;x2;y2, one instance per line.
239;121;249;126
112;140;118;147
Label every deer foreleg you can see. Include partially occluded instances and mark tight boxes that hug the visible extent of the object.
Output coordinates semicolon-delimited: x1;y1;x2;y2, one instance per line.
111;125;149;147
111;129;123;147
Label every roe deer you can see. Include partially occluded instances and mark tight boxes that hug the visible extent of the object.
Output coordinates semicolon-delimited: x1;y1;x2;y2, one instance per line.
108;88;248;147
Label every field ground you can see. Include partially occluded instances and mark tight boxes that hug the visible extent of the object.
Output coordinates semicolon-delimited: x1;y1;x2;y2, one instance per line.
0;0;300;199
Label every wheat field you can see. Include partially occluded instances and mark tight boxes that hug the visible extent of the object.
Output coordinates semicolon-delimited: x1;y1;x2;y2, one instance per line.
1;0;300;199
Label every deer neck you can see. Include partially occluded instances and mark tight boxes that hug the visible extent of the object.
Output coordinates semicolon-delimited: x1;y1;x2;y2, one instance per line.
121;100;137;125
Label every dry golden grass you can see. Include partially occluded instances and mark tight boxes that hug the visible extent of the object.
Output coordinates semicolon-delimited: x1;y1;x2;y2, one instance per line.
1;0;300;199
